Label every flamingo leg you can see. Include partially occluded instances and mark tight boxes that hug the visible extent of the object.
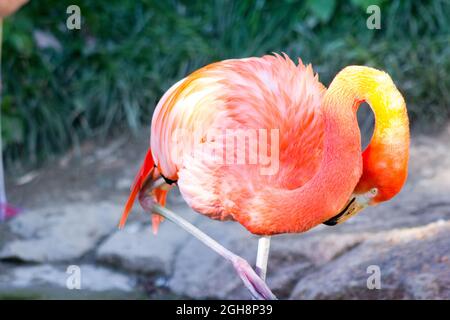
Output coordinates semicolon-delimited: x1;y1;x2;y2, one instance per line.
256;236;271;281
146;201;276;300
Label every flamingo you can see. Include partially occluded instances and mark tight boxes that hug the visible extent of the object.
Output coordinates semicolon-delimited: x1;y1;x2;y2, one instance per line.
119;54;409;299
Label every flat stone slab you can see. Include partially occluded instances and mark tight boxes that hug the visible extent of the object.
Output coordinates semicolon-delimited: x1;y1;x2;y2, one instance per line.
0;264;142;299
0;203;122;262
97;219;192;275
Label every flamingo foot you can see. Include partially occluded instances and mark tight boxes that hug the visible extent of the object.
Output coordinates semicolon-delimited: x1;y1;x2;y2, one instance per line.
232;256;277;300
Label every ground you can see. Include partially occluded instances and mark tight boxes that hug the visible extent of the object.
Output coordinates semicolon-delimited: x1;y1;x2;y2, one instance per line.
1;124;450;300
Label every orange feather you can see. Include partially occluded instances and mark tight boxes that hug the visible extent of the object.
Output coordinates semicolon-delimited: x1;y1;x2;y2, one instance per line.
118;149;154;229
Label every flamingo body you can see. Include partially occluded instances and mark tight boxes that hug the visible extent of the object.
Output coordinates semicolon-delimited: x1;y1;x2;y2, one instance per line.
120;54;409;236
151;55;327;232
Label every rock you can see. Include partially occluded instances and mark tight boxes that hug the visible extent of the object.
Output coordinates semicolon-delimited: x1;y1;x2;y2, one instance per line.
96;218;192;275
267;231;367;297
270;231;367;266
0;264;142;299
290;220;450;299
266;260;312;298
0;203;122;262
115;177;133;191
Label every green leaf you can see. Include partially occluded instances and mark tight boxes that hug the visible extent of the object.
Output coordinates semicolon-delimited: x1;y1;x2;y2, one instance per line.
306;0;336;23
1;115;25;147
8;32;33;57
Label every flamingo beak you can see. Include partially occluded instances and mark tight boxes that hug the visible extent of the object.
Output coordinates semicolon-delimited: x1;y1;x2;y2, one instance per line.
323;188;378;226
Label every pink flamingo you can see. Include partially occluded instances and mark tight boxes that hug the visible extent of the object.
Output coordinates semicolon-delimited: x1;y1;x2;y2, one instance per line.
120;54;409;299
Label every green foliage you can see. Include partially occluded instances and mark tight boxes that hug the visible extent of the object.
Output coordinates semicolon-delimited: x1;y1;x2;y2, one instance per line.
1;0;449;166
306;0;336;23
350;0;386;10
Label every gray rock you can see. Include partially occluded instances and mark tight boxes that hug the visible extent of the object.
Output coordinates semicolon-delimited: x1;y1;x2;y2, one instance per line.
0;264;142;299
267;231;367;297
96;219;192;275
290;220;450;299
270;231;367;266
266;260;312;298
0;203;122;262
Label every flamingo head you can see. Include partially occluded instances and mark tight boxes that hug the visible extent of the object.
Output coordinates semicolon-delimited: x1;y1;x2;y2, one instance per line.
324;120;410;226
324;146;409;226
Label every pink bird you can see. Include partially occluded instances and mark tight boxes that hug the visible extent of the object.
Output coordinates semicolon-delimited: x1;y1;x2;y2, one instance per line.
120;54;409;299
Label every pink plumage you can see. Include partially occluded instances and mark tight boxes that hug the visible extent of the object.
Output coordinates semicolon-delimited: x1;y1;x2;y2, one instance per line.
150;54;325;231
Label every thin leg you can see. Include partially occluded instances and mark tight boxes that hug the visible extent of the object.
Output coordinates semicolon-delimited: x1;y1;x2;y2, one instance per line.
256;236;271;281
150;203;277;300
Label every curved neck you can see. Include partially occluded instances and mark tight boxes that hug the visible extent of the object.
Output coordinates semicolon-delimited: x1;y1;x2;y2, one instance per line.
245;66;400;235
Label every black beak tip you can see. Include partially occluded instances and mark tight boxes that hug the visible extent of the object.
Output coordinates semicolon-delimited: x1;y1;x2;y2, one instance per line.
323;218;338;226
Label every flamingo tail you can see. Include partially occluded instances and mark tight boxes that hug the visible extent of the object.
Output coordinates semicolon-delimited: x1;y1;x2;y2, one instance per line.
119;149;155;229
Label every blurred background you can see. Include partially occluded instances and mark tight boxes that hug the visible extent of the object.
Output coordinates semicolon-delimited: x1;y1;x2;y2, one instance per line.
0;0;449;299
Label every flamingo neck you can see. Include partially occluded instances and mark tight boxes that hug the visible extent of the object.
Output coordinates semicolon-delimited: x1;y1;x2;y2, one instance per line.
244;66;398;235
